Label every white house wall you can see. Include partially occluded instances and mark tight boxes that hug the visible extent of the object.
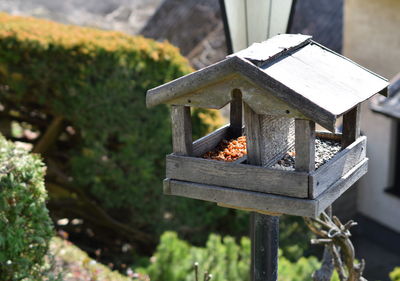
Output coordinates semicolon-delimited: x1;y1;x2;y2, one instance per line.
344;0;400;233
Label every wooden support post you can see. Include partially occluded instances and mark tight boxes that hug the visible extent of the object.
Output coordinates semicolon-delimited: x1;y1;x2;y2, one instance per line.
251;213;279;281
295;119;316;172
342;105;360;149
244;103;263;166
244;103;279;281
171;105;193;156
229;89;243;138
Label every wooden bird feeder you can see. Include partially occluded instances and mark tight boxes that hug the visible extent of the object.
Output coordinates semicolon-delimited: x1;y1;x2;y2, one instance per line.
146;34;388;218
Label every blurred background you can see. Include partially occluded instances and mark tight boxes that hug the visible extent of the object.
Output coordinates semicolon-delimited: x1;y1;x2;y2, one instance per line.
0;0;399;280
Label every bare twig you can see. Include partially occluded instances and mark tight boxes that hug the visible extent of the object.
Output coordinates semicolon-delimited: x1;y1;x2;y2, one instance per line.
304;212;367;281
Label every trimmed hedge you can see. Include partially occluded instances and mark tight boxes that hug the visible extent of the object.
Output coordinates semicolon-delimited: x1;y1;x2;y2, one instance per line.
0;135;53;280
0;13;233;260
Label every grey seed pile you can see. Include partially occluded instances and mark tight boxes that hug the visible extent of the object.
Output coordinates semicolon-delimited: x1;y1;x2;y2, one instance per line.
271;137;341;171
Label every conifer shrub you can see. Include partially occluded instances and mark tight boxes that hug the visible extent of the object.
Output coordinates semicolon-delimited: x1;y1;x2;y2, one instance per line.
137;231;338;281
0;135;53;280
391;267;400;281
0;13;232;258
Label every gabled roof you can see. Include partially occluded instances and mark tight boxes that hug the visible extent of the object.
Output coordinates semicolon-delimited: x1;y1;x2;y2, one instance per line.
146;34;388;131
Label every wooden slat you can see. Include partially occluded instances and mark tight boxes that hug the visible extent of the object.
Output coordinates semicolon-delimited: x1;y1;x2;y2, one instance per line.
192;124;230;157
260;115;295;167
316;131;342;141
230;34;311;62
261;43;389;117
342;105;360;149
310;136;366;198
163;157;368;218
244;103;263;165
166;154;309;198
295;119;315;172
171;105;192;156
229;89;243;137
316;158;368;212
163;179;317;217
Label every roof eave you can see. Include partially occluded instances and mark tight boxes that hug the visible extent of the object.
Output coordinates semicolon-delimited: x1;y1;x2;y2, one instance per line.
146;56;241;108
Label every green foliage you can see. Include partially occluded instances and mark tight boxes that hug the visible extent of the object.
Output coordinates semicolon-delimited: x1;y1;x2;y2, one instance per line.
390;267;400;281
0;13;234;255
0;135;53;280
279;215;313;261
47;237;134;280
137;231;334;281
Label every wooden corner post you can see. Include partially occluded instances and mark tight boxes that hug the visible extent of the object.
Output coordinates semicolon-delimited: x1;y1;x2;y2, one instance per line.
229;88;243;138
342;104;361;149
171;105;193;156
295;119;316;172
244;103;279;281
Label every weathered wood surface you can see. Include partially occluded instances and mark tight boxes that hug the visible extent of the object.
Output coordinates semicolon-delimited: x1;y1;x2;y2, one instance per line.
244;103;295;167
260;115;295;167
310;136;366;198
316;158;368;211
295;119;315;172
244;103;263;165
229;34;311;63
192;124;230;157
229;88;243;137
163;157;368;217
250;213;279;281
147;35;388;132
171;105;192;156
261;43;389;117
341;105;360;149
168;76;306;118
316;131;342;141
163;179;317;217
147;55;337;131
166;154;309;198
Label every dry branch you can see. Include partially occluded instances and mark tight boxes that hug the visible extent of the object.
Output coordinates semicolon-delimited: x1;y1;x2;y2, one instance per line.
304;212;367;281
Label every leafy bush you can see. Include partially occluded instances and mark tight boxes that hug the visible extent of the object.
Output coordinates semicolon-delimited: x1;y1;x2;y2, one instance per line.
48;237;135;280
390;267;400;281
0;12;235;260
0;135;53;280
137;231;334;281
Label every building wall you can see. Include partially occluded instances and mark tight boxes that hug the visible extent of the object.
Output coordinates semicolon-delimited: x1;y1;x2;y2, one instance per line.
343;0;400;233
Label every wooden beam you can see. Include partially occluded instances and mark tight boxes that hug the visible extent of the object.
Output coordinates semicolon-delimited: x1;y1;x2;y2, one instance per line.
163;179;317;217
192;124;230;157
171;105;193;156
166;154;309;198
244;103;263;165
244;102;281;281
229;88;243;137
342;104;360;149
295;119;315;172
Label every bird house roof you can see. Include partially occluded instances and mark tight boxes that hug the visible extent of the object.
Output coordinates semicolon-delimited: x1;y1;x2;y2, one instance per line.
146;34;388;131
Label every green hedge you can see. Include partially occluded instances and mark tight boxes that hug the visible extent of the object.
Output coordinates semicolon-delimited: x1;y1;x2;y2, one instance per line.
0;13;238;260
137;231;338;281
391;267;400;281
0;135;53;280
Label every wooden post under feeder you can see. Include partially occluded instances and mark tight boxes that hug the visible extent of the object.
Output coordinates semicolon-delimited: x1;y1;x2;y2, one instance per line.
147;34;389;281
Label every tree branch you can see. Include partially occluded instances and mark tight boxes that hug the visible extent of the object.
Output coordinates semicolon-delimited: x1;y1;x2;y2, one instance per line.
33;116;64;155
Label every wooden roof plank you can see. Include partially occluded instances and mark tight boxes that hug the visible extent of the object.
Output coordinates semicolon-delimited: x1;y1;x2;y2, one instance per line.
261;43;389;116
229;34;311;62
146;34;388;132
